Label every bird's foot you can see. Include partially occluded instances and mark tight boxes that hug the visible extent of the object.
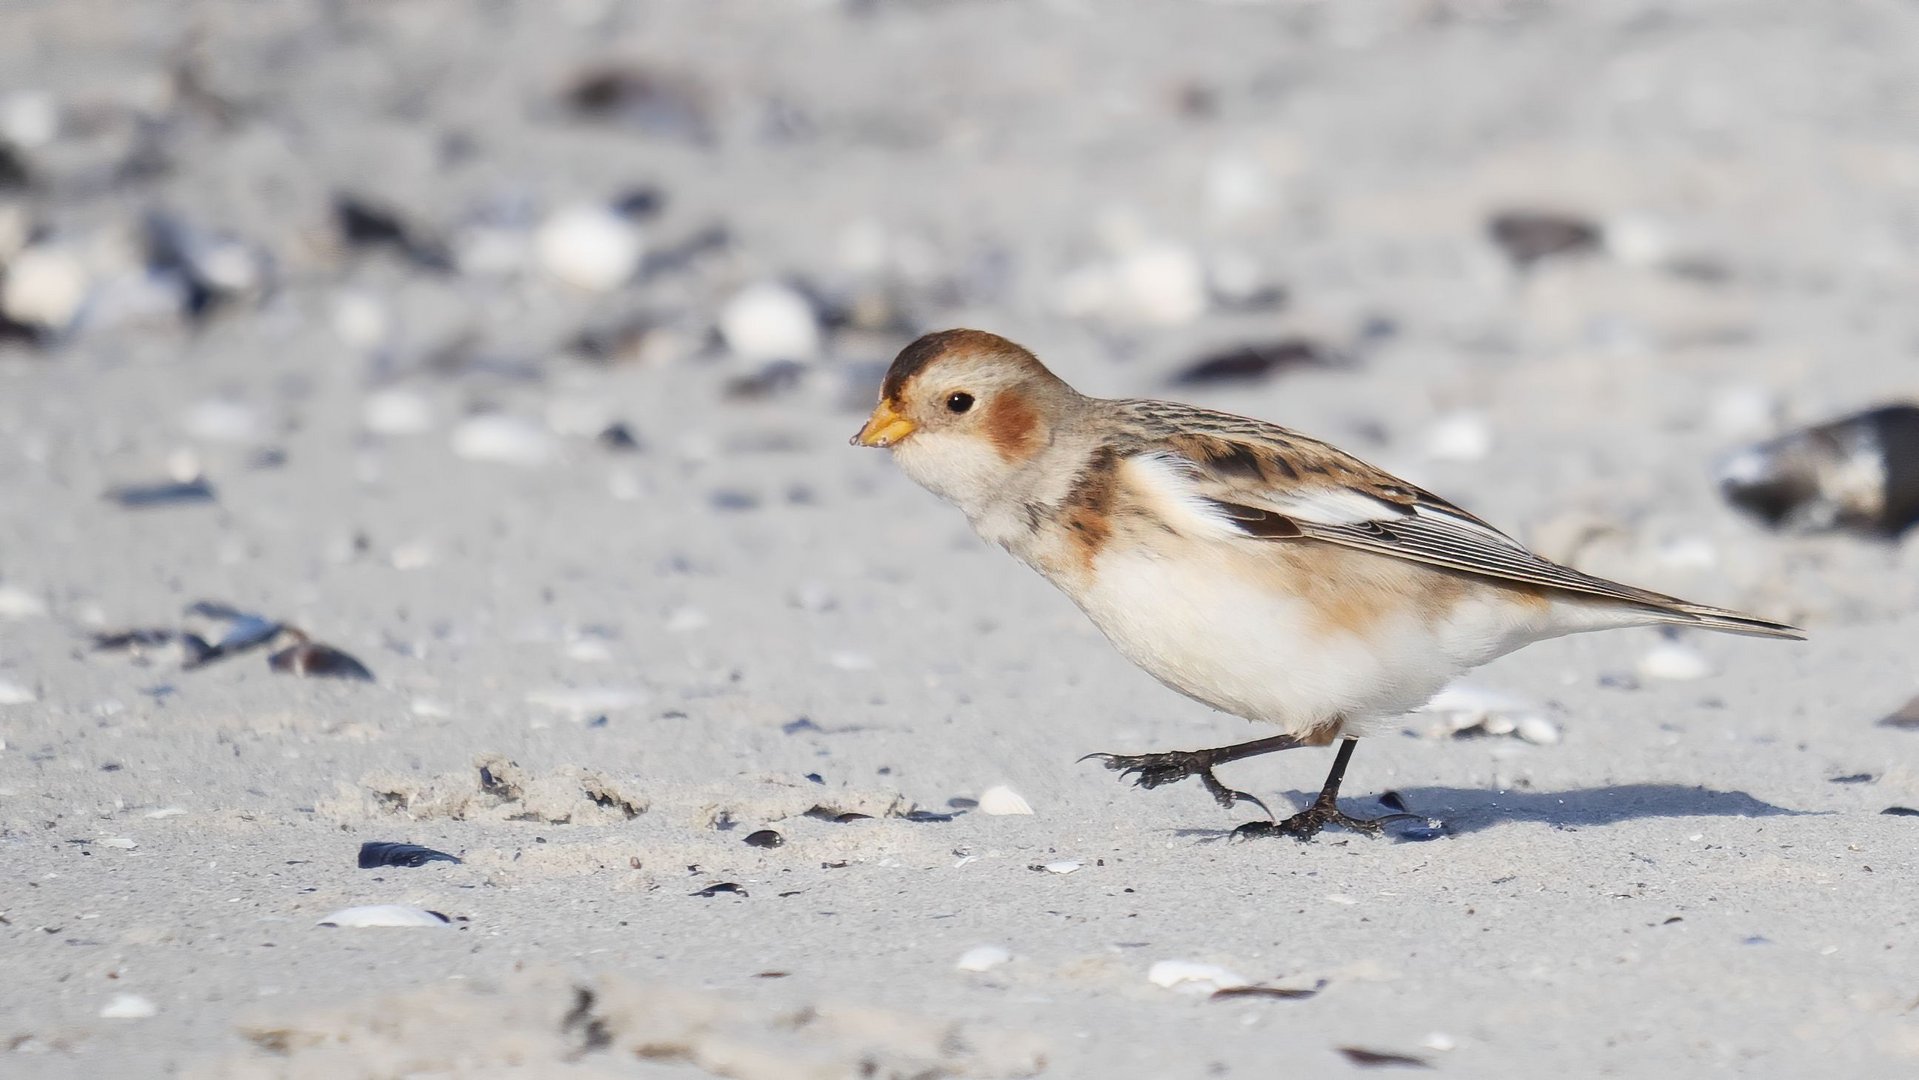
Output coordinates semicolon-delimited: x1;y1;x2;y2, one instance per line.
1230;799;1416;842
1081;750;1271;817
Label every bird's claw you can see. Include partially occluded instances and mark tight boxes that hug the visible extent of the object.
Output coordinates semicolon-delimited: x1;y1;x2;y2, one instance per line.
1081;750;1271;817
1231;802;1417;842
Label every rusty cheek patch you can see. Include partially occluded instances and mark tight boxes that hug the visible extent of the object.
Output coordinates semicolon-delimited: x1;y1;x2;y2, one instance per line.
982;391;1043;463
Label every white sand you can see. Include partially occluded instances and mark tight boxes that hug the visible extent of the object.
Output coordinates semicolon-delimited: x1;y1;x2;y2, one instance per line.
2;2;1917;1076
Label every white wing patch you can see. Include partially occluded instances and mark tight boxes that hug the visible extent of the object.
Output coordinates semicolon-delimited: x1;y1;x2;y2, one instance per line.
1122;452;1243;539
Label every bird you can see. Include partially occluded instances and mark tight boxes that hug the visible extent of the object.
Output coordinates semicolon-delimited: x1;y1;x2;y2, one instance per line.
851;329;1804;840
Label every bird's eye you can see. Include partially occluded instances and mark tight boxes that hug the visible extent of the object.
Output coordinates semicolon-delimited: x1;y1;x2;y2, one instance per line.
946;392;975;414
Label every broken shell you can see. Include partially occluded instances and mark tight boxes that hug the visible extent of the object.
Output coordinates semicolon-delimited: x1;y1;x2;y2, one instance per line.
1148;960;1251;995
977;785;1033;816
268;642;375;681
1715;404;1919;537
1041;860;1081;875
0;678;36;705
357;841;461;869
317;905;451;928
955;945;1012;972
0;244;88;333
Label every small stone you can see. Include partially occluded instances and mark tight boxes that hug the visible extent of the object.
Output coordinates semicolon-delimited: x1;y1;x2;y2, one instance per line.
451;413;554;466
956;944;1012;972
1638;639;1714;682
363;388;435;436
743;829;784;848
99;994;157;1020
977;785;1034;816
535;204;645;292
719;281;821;362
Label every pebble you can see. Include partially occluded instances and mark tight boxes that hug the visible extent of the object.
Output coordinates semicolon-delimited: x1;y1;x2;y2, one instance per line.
955;945;1012;972
1487;210;1602;268
1148;960;1252;995
96;837;138;849
181;399;262;443
1057;244;1207;326
977;785;1034;816
1;244;88;332
719;281;821;361
0;585;46;619
98;994;157;1020
1638;639;1714;681
1418;683;1556;743
317;905;451;928
362;388;435;436
1424;413;1494;462
1041;860;1081;875
535;204;645;292
0;679;36;705
451;413;554;466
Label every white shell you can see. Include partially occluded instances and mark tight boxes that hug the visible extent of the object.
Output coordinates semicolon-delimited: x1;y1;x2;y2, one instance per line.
1514;716;1563;746
977;785;1034;816
451;414;554;467
1148;960;1251;995
317;905;451;928
1638;640;1714;681
955;945;1012;972
535;205;644;292
719;282;820;362
1042;861;1081;875
99;994;157;1019
0;679;36;705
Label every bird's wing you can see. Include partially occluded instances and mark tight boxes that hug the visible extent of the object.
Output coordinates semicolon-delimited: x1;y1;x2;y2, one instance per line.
1114;400;1798;638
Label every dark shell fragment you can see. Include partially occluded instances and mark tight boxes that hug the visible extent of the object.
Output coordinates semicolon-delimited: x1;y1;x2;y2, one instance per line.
358;841;462;869
268;642;375;681
1716;404;1919;537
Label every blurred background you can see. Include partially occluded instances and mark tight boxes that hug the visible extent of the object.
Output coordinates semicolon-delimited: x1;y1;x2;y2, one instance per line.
3;2;1918;1073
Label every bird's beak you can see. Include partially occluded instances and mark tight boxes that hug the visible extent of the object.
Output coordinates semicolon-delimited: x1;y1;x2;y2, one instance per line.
851;400;917;448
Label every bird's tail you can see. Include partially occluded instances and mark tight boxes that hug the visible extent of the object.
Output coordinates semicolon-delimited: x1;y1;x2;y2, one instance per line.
1638;599;1805;640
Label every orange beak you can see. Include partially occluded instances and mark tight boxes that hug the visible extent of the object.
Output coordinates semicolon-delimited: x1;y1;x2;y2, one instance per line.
850;400;917;448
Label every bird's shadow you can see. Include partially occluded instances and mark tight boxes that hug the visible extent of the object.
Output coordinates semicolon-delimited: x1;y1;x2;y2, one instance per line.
1177;784;1815;842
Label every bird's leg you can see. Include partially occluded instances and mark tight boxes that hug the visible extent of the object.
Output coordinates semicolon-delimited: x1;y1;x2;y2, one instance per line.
1233;737;1416;841
1082;734;1304;817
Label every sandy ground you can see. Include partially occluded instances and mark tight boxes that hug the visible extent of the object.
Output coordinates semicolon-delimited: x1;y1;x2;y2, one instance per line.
3;1;1919;1076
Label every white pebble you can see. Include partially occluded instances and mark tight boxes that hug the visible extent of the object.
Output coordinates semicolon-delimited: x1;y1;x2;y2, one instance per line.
0;679;36;705
536;205;645;292
1113;245;1207;326
181;399;261;443
1421;1032;1457;1052
331;293;390;349
362;388;435;436
451;413;554;466
317;905;450;928
1148;960;1251;995
144;807;187;819
719;281;821;361
1638;640;1714;681
1425;413;1494;462
96;837;137;849
0;91;58;148
1042;860;1082;875
955;944;1012;972
977;785;1034;816
1514;716;1563;746
0;585;47;619
1;245;88;331
98;994;157;1020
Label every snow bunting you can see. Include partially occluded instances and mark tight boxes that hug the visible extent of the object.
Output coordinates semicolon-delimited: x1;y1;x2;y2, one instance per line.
853;329;1803;840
